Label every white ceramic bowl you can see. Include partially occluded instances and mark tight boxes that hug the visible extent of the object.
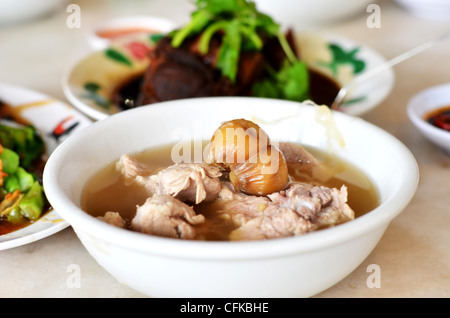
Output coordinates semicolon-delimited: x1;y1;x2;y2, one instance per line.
253;0;373;28
43;97;418;297
395;0;450;20
407;83;450;155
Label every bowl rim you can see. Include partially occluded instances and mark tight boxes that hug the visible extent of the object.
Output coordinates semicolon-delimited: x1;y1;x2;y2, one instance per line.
407;83;450;141
92;14;177;31
43;97;419;260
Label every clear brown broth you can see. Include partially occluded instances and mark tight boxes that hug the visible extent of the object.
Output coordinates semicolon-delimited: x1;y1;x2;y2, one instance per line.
81;142;380;240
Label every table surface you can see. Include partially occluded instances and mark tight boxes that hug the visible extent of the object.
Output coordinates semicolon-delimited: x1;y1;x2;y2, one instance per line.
0;0;449;298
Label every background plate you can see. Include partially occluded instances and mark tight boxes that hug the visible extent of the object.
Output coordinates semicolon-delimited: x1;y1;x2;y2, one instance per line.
0;83;92;250
63;32;395;120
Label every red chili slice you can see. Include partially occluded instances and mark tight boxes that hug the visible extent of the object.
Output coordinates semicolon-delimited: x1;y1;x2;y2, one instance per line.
432;113;450;131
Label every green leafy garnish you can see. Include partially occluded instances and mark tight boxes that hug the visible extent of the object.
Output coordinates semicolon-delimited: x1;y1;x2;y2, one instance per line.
252;60;309;101
170;0;297;84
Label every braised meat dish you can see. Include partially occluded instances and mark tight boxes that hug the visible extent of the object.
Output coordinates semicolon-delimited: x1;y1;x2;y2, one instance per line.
112;0;341;110
135;31;297;106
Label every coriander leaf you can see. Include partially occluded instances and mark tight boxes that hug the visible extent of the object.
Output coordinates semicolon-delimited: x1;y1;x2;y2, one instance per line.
170;0;284;83
170;0;305;90
239;24;263;50
171;9;213;48
216;20;242;82
252;79;281;99
279;60;309;101
198;20;229;54
196;0;242;14
252;60;309;102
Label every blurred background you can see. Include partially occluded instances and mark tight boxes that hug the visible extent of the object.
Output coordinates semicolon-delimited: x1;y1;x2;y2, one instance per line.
1;0;449;298
1;0;449;102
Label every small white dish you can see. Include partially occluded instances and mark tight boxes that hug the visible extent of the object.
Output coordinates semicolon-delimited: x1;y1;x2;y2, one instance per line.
407;83;450;155
87;15;177;51
254;0;373;27
43;97;418;298
64;32;394;121
0;0;62;26
395;0;450;20
0;83;92;250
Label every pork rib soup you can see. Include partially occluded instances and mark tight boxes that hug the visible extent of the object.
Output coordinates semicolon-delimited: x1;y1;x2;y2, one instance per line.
81;120;379;241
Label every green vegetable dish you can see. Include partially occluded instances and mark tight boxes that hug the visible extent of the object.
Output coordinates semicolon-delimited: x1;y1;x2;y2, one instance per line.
0;121;49;235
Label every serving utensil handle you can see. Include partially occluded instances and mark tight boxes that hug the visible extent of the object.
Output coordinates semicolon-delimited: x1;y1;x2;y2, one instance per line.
331;30;450;110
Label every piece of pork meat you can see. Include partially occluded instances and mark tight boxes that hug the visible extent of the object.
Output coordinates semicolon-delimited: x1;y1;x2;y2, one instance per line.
230;204;315;241
216;182;271;225
116;154;222;204
228;182;354;240
215;182;325;240
98;211;126;228
153;163;222;204
268;182;354;228
130;194;205;239
278;141;319;168
137;36;244;105
116;153;152;186
136;29;297;106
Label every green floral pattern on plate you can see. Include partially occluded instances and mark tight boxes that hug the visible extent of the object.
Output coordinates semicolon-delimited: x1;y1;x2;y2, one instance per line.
83;82;111;109
324;44;366;75
105;49;133;66
320;43;368;107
